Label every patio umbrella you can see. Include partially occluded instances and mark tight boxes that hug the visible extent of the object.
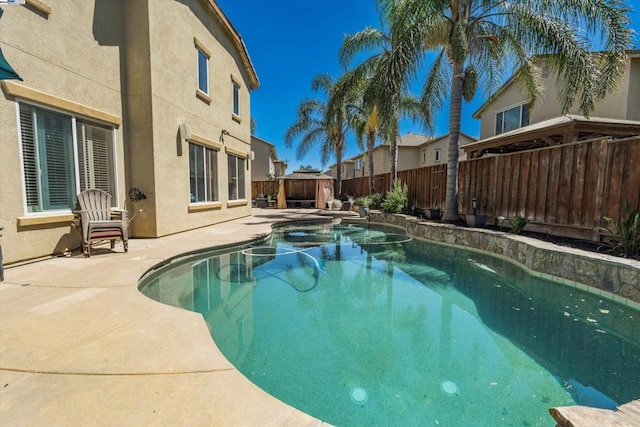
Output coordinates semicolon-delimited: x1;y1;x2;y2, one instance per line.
276;179;286;209
0;8;23;81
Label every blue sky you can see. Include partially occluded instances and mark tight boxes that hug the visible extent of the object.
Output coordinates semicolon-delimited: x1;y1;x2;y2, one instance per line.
217;0;639;173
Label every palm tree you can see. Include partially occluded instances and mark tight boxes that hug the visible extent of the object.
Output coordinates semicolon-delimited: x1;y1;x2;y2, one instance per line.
285;73;353;195
355;104;380;194
339;5;433;189
380;0;631;221
331;69;379;194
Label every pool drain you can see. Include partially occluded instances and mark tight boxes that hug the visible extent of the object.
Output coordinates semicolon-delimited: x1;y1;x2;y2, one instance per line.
440;380;459;396
350;387;368;404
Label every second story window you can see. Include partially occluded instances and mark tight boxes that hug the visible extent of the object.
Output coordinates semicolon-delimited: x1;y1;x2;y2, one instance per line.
232;80;240;116
197;48;209;94
495;103;529;135
422;149;427;163
434;149;441;162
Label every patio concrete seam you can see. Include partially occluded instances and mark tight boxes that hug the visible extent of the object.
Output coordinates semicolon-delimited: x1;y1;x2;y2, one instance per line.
0;367;235;376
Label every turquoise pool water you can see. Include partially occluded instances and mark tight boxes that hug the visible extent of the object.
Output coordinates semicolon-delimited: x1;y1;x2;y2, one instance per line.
140;222;640;426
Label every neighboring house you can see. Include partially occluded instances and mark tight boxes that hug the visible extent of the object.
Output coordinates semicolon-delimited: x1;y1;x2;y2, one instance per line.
465;50;640;157
328;132;476;179
0;0;259;264
250;135;287;181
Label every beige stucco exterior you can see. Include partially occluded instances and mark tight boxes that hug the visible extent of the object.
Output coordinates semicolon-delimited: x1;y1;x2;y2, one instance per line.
329;133;476;180
250;136;286;181
475;54;640;139
0;0;258;264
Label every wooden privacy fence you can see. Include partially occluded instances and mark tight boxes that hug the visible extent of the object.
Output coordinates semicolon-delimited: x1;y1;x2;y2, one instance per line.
458;136;640;241
252;181;279;199
252;180;319;200
341;164;447;209
399;165;447;210
341;174;390;196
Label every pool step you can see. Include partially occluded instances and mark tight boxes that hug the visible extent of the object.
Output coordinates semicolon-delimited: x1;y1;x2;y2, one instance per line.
549;399;640;426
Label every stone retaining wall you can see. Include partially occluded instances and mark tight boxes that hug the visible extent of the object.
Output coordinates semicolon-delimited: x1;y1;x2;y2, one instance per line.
366;211;640;304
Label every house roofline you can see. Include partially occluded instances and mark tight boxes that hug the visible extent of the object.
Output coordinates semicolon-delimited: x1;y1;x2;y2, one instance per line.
472;49;639;119
203;0;260;89
250;135;280;161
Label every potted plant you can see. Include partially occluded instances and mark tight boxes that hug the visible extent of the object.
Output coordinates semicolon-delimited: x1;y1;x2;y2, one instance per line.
427;206;441;220
465;197;486;227
356;195;371;217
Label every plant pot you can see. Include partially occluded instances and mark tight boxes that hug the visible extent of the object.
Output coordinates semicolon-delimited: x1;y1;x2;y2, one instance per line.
465;214;486;228
427;208;441;220
358;206;369;218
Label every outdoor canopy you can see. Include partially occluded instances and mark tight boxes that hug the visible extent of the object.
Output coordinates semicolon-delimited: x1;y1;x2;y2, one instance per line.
0;7;23;81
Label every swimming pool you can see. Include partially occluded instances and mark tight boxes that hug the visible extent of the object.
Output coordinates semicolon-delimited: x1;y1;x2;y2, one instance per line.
140;222;640;426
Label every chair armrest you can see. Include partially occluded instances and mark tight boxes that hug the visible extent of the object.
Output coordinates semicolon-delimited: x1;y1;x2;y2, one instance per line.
110;208;127;219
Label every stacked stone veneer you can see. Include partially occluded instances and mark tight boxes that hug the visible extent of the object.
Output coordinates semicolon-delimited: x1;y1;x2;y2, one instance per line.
366;212;640;304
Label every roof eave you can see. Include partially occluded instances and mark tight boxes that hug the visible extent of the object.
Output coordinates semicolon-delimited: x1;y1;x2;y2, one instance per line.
203;0;260;89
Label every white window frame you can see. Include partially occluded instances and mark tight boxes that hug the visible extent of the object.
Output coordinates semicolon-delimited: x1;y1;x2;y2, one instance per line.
422;149;427;163
494;103;530;135
16;100;118;216
227;154;246;201
189;142;219;203
434;149;441;163
197;47;209;95
232;80;240;117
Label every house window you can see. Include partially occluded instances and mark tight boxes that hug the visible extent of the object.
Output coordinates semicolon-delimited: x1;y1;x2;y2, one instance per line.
192;257;222;313
232;80;240;116
189;143;218;203
227;154;246;200
422;149;427;163
434;149;441;162
495;104;529;135
19;103;116;213
197;47;209;94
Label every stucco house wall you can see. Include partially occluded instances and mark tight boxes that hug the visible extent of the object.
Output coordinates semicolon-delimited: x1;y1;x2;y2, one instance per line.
476;54;639;139
0;0;258;263
0;1;126;263
250;137;275;181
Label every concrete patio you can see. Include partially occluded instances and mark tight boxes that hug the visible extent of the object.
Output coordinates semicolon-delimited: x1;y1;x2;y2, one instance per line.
0;209;334;426
2;208;638;426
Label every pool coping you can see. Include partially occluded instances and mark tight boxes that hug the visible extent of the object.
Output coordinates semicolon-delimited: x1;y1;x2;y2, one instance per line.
365;211;640;306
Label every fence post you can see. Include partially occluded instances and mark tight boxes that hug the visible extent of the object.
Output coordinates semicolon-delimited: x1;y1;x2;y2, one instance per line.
591;138;609;241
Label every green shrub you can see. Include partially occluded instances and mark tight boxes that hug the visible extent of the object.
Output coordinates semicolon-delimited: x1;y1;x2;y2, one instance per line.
368;193;384;210
601;200;640;258
355;195;371;208
382;181;408;214
510;215;528;234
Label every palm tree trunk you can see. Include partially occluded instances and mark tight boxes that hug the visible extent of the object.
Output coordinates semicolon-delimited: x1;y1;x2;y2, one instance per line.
443;61;464;222
335;141;343;196
367;131;375;194
389;121;399;189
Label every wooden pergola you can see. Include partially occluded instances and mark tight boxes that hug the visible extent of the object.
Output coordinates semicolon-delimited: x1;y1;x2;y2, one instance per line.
464;115;640;159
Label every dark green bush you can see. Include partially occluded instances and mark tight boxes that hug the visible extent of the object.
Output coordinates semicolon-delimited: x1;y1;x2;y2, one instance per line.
368;193;384;210
510;215;528;234
601;200;640;258
382;181;408;214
